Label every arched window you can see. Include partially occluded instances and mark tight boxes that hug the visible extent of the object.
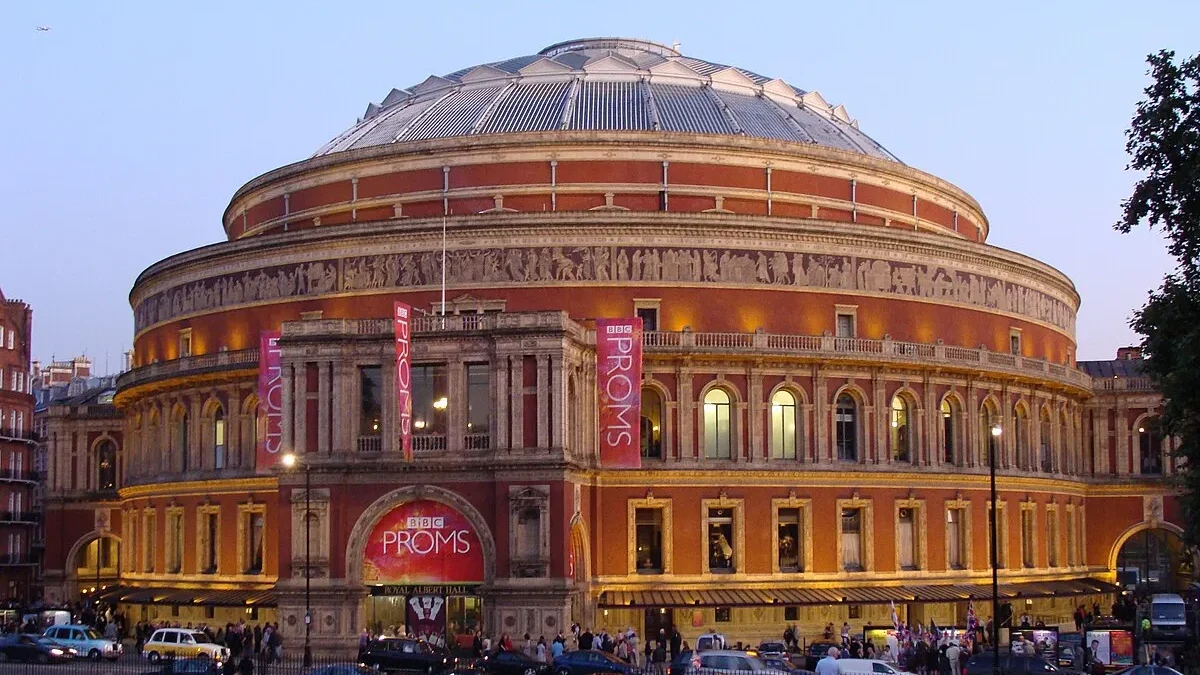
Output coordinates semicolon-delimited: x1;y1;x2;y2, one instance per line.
1040;410;1053;473
147;409;161;473
941;398;960;465
835;394;857;462
703;389;731;459
1060;413;1071;474
1015;405;1029;470
96;441;117;491
172;408;190;473
641;388;663;459
1139;418;1163;475
980;401;999;467
770;390;798;459
213;406;226;470
890;395;911;462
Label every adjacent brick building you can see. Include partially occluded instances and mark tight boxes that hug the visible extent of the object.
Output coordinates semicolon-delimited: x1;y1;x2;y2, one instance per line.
0;288;36;605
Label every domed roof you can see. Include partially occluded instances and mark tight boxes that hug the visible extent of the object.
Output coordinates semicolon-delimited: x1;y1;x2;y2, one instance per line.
314;38;899;162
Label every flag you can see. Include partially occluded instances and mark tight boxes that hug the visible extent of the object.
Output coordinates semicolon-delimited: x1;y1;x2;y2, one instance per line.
967;598;979;635
890;601;901;632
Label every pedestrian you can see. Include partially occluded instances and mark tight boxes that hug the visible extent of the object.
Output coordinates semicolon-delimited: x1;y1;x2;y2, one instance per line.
552;635;565;661
579;627;594;651
816;646;840;675
670;628;682;660
359;628;371;659
537;636;548;662
841;622;851;645
652;640;667;675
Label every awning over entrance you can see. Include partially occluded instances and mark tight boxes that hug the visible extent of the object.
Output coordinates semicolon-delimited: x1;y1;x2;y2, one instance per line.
92;586;276;607
597;578;1120;608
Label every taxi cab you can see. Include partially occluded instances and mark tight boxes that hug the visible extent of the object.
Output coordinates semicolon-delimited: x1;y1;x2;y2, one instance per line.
142;628;229;664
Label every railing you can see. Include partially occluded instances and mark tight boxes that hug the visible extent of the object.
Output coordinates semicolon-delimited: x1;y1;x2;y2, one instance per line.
1094;375;1156;391
356;435;382;454
464;433;491;451
0;511;38;524
0;469;37;483
412;434;447;452
116;348;260;391
0;429;36;442
0;555;36;566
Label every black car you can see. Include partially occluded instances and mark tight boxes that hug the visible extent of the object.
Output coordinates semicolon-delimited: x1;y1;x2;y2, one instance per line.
0;634;72;663
761;657;809;674
758;643;787;659
552;649;636;675
313;665;381;675
965;654;1059;675
803;643;839;671
139;657;220;675
668;649;694;675
360;638;455;674
473;650;553;675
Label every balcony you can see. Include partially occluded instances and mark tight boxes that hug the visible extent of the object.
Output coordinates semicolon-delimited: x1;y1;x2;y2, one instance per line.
0;429;36;443
0;470;38;484
0;556;36;567
116;348;259;392
1094;376;1156;392
0;511;39;524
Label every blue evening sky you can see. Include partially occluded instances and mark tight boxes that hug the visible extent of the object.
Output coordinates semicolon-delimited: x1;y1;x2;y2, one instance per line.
2;1;1197;370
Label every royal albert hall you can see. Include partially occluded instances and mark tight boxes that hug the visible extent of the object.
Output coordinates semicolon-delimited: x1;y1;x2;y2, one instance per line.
69;38;1184;649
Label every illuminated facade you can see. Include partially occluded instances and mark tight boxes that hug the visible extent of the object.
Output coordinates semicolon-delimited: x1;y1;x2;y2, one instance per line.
38;38;1184;647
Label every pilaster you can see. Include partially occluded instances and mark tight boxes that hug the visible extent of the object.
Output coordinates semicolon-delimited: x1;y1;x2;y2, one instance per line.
748;369;763;462
318;361;331;454
292;363;306;456
537;354;550;449
550;355;564;448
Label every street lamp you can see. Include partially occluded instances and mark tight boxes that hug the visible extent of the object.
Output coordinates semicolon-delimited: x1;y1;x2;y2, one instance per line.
282;452;313;668
989;424;1002;675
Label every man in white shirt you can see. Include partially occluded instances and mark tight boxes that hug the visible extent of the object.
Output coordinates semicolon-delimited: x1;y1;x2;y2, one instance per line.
815;647;840;675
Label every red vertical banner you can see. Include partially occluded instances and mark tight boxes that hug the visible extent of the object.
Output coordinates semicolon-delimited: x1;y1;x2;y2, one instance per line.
597;317;643;468
257;330;283;471
394;301;413;461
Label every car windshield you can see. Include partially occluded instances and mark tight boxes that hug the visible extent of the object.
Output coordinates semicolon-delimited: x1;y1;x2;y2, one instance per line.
761;643;786;652
83;629;103;640
190;632;213;644
1153;605;1186;621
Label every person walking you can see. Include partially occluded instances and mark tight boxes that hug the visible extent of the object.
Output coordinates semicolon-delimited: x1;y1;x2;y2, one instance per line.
816;647;840;675
669;628;682;661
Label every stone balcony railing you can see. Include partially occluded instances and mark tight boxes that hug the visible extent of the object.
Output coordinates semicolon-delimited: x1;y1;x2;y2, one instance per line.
116;348;260;392
1092;376;1156;392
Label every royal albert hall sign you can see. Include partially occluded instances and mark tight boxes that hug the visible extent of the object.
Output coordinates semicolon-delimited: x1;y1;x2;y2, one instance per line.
362;500;485;586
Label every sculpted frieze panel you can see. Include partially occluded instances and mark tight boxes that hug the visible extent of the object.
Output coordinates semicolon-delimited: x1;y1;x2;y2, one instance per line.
134;246;1075;334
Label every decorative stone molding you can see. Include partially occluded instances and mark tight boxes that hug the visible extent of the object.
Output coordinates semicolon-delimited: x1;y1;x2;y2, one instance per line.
835;495;874;573
626;495;673;576
770;495;814;574
701;495;746;575
508;486;551;579
945;496;973;571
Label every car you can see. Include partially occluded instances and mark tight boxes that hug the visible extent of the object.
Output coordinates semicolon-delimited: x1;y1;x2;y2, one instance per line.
803;643;839;671
0;634;74;663
552;649;637;675
141;628;229;664
313;666;383;675
761;656;809;674
1112;666;1185;675
964;654;1059;675
42;624;123;661
360;637;455;674
669;649;695;675
139;657;222;675
695;634;728;652
834;659;913;675
474;650;553;675
759;643;788;659
677;649;782;675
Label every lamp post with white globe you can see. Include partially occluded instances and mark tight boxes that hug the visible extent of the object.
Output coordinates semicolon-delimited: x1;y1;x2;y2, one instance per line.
989;424;1002;675
281;452;313;667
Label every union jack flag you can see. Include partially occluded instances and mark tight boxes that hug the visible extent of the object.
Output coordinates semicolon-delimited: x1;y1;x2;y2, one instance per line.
967;599;979;638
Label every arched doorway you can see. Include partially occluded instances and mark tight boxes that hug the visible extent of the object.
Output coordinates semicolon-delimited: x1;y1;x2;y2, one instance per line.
67;533;120;602
568;516;593;628
1115;527;1193;592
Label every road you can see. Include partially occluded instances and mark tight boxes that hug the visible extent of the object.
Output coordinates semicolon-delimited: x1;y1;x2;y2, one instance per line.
0;652;358;675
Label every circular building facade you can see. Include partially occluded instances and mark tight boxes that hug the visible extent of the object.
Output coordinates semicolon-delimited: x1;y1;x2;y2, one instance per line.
105;38;1174;649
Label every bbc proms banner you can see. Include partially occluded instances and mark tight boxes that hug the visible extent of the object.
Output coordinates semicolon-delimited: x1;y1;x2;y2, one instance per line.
362;499;485;585
596;317;643;468
257;330;283;471
394;301;413;461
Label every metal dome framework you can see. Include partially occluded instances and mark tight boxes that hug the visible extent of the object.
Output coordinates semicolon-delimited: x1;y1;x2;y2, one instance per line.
314;38;898;162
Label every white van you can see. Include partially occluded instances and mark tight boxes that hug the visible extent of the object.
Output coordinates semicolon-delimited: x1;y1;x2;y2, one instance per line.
836;659;916;675
1149;593;1188;640
695;633;728;652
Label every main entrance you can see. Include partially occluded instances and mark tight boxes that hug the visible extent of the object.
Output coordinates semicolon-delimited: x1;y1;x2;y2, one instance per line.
361;497;487;650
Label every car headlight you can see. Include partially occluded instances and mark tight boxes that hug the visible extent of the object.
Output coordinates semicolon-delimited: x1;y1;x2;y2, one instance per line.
50;649;64;656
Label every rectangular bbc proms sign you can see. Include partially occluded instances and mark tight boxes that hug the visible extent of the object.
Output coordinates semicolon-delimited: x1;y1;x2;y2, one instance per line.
596;317;643;469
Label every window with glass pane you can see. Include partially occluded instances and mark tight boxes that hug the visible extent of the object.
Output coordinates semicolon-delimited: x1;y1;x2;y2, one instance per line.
636;307;659;332
214;407;226;469
1015;408;1029;469
981;405;999;466
771;390;797;459
178;412;190;472
466;364;490;434
359;366;383;436
841;508;863;571
1021;510;1034;568
708;508;735;572
1040;414;1053;472
836;313;855;338
778;508;803;572
948;508;965;569
640;389;663;459
144;513;156;573
891;396;910;462
203;513;218;574
1139;419;1163;474
989;505;1006;568
703;389;731;459
97;441;116;491
246;513;264;574
898;507;917;569
1066;511;1076;566
941;399;957;464
635;508;663;573
1047;512;1059;567
412;365;449;434
836;395;857;461
167;512;183;573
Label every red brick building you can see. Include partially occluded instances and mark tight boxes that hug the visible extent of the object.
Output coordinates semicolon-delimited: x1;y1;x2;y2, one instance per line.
0;288;36;605
34;38;1186;649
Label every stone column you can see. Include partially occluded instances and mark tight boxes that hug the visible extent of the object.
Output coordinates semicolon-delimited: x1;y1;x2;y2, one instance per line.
333;362;353;455
448;359;466;454
678;368;694;460
966;381;979;467
509;356;524;450
748;369;763;463
1115;404;1129;475
225;387;241;468
281;366;294;458
537;355;550;449
189;395;202;471
924;378;937;467
550;355;564;449
813;367;828;464
872;375;886;465
292;364;307;456
382;356;396;454
318;362;331;455
494;357;509;451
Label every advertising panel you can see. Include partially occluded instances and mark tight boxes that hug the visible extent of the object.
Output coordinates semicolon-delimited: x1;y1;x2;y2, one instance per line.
1011;628;1058;658
363;500;485;585
1086;630;1134;667
394;301;413;461
256;330;283;471
596;317;643;468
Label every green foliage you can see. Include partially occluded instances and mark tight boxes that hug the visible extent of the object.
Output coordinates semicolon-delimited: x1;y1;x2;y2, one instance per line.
1119;50;1200;544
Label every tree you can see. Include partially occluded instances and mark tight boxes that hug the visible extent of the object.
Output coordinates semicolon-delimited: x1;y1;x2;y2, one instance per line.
1118;50;1200;544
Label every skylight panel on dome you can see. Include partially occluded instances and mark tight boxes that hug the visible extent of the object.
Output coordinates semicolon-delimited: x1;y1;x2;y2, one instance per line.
479;81;572;134
650;84;734;135
491;54;543;73
381;88;413;108
442;67;474;82
567;81;651;131
782;105;865;154
347;97;440;149
630;52;667;68
460;64;510;83
400;86;504;140
551;52;589;70
714;90;803;141
412;75;456;95
678;57;725;76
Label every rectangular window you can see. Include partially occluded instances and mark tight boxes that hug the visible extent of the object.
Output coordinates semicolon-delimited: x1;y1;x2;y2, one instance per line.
466;364;490;435
411;365;449;435
947;508;966;569
245;512;265;574
203;512;219;574
1047;510;1059;567
6;332;12;350
708;508;736;572
178;329;192;358
703;397;731;459
144;512;157;573
1021;509;1035;568
634;508;663;574
988;504;1007;569
167;511;183;573
836;313;856;338
777;508;804;572
1010;332;1022;356
1066;509;1077;566
358;366;383;437
636;307;659;332
714;607;731;623
841;508;863;571
784;606;799;621
898;507;917;570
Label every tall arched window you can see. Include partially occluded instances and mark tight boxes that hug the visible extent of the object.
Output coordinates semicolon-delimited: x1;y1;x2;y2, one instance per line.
172;408;190;473
1139;417;1163;474
1040;410;1053;473
770;390;797;459
1060;413;1071;474
980;401;999;467
941;398;960;465
213;406;226;470
890;395;911;462
147;409;161;473
96;441;117;491
1015;405;1029;470
703;389;731;459
835;394;857;462
641;388;663;459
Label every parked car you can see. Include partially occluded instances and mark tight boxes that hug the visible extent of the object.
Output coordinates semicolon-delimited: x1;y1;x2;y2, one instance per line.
473;650;553;675
139;657;221;675
42;624;122;661
669;649;695;675
313;666;381;675
677;649;782;675
0;634;73;663
965;654;1059;675
552;649;637;675
758;643;788;659
834;659;914;675
360;637;455;674
760;656;809;674
141;628;229;664
803;643;839;671
696;634;728;652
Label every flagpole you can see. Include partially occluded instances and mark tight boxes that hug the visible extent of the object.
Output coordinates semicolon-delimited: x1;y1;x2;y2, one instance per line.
440;213;447;321
990;424;1002;675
